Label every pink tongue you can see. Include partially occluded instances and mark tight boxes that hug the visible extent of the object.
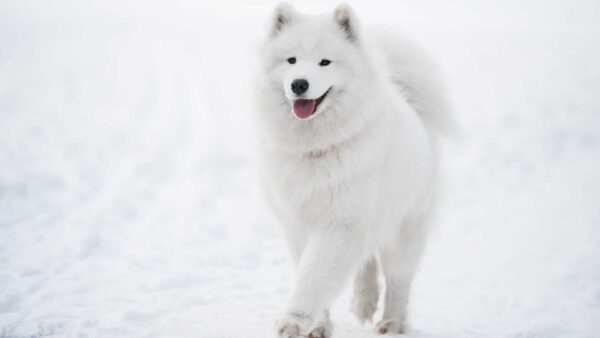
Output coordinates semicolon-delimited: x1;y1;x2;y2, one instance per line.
292;100;317;119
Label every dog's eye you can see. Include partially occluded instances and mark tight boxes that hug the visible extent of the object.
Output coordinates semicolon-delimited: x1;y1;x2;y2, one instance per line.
319;59;332;66
287;57;296;64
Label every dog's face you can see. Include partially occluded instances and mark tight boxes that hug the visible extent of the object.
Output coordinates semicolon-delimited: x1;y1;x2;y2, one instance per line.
260;3;363;121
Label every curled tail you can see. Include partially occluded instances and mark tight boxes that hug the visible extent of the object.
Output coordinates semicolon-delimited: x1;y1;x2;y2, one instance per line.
374;32;454;136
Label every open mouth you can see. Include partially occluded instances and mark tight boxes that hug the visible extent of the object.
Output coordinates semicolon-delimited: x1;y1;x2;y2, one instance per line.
292;88;331;119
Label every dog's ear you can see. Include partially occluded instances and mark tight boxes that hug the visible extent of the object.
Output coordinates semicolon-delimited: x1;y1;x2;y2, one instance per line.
334;4;359;41
270;3;294;37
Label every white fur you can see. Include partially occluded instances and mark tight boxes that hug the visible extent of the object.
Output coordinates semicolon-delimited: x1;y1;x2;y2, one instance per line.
254;4;451;337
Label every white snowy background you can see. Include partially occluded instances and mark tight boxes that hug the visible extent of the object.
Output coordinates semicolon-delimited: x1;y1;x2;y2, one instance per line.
1;0;599;337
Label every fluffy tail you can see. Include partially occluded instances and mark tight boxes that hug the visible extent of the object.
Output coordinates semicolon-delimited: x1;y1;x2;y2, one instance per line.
374;32;454;136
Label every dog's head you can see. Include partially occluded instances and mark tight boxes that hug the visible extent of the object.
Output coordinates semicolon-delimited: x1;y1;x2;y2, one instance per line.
259;3;366;121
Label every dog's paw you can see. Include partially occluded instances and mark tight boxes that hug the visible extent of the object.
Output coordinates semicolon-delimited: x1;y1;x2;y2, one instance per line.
351;291;377;323
275;313;308;338
375;319;406;335
307;325;332;338
275;321;300;338
307;318;333;338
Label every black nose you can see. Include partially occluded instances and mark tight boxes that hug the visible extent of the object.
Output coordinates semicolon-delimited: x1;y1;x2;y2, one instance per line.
291;79;309;95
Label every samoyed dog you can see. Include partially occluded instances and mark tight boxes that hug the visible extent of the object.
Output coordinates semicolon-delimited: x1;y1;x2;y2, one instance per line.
254;3;451;337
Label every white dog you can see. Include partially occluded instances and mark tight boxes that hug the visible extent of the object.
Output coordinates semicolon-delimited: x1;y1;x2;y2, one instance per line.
254;3;451;337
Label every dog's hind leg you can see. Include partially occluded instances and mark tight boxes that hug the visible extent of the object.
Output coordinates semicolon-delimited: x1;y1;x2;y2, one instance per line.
376;218;429;334
351;256;379;323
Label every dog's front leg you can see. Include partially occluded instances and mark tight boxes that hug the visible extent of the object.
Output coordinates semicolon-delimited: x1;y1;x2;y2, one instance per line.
276;224;367;338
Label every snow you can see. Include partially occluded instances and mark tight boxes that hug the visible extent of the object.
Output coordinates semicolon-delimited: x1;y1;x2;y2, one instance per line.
1;0;599;337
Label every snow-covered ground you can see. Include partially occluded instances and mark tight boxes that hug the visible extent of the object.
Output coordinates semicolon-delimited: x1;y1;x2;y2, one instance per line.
1;0;599;337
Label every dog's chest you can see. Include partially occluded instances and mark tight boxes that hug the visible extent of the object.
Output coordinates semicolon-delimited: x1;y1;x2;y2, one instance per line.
263;140;381;215
264;153;326;209
270;148;345;199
